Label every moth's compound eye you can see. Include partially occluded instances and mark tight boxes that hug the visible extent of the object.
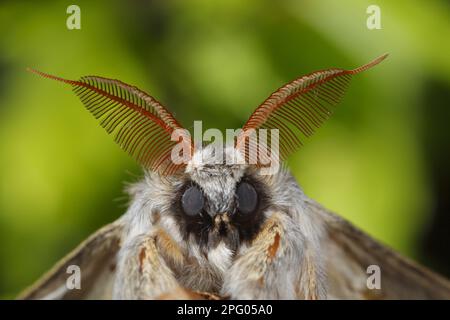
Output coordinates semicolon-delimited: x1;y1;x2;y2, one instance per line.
236;182;258;215
181;185;204;216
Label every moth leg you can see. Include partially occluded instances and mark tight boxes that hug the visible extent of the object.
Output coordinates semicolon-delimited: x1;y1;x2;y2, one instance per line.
296;245;325;299
222;212;325;299
113;233;182;299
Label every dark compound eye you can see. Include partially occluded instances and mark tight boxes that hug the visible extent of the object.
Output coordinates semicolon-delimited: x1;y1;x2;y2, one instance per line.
236;182;258;215
181;185;204;216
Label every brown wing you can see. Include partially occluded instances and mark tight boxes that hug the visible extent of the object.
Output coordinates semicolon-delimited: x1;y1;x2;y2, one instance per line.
18;220;124;300
304;198;450;299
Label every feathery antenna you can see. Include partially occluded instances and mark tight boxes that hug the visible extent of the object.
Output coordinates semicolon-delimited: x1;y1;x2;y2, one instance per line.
237;54;388;165
27;68;191;175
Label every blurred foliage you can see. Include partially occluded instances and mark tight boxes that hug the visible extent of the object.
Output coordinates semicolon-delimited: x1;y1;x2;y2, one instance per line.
0;0;449;298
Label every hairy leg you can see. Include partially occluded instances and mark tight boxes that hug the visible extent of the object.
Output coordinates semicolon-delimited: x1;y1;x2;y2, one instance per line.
113;233;181;299
222;212;325;299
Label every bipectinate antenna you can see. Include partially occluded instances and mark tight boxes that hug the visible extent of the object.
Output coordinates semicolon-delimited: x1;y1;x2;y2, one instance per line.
236;54;388;167
27;68;192;175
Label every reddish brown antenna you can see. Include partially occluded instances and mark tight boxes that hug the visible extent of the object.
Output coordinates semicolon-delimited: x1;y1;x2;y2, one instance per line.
27;68;192;175
236;54;388;165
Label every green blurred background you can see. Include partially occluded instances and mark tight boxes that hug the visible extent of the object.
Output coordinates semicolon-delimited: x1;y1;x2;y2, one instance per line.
0;0;449;298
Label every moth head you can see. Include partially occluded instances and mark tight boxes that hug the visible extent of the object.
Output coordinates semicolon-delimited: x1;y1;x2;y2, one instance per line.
166;144;272;250
28;54;387;248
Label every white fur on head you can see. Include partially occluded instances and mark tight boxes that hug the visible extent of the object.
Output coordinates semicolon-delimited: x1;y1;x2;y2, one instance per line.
185;145;247;215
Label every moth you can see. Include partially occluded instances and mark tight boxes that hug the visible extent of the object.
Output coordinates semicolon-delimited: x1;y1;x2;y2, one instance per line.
21;54;450;300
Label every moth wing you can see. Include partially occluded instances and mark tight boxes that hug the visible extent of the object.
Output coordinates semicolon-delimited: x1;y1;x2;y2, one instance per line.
304;198;450;299
18;220;124;300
